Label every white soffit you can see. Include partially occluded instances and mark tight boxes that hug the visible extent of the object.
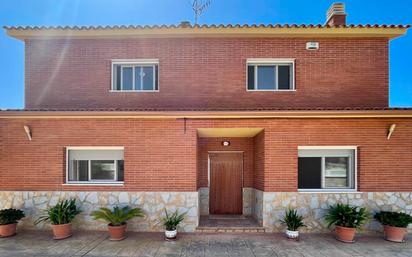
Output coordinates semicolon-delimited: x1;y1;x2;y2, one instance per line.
197;128;264;138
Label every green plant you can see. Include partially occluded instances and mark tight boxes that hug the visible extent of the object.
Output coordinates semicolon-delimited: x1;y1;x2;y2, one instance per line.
91;206;144;226
374;211;412;228
325;203;368;229
35;199;81;225
0;208;25;225
280;209;306;231
161;209;186;231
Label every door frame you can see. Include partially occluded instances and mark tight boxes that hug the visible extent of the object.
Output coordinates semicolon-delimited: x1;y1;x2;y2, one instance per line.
207;151;244;214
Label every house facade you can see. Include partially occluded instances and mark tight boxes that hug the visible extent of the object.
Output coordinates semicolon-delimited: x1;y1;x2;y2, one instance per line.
1;4;411;232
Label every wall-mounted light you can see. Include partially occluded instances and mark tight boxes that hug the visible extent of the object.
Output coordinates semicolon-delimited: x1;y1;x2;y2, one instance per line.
387;124;396;140
24;125;32;141
221;141;230;147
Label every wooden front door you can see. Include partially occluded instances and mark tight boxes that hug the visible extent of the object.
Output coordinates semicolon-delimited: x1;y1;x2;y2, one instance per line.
209;152;243;215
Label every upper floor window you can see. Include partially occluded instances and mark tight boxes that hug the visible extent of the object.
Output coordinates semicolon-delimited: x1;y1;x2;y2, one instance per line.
112;60;159;92
298;147;357;192
247;59;295;91
66;147;124;185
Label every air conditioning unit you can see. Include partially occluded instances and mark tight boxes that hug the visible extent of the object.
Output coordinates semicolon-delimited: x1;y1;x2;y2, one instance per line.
306;42;319;50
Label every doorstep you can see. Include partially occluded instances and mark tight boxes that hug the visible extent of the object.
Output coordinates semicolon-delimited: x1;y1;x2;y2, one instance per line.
196;215;267;233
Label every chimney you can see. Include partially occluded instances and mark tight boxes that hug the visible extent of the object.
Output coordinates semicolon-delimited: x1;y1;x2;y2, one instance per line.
326;3;346;26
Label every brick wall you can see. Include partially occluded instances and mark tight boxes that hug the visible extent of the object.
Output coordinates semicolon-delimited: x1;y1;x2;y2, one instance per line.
25;37;388;109
1;117;410;192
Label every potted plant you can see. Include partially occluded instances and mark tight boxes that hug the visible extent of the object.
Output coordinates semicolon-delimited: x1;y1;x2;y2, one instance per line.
374;211;412;243
0;208;25;237
35;198;81;240
160;209;186;240
91;205;144;241
280;208;305;239
325;203;368;243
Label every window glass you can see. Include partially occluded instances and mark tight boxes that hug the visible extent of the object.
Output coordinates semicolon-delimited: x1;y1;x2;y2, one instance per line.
247;65;255;90
257;66;276;90
155;66;159;90
278;65;291;90
325;157;349;188
298;157;322;189
91;160;115;180
142;66;154;90
122;67;133;90
135;67;142;90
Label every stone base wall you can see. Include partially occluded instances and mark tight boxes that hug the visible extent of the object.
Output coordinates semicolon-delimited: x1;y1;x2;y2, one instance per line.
198;187;255;216
0;191;199;232
262;192;412;233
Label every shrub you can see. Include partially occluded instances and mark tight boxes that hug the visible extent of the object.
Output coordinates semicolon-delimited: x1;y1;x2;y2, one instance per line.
374;211;412;228
280;209;305;231
325;203;369;229
161;209;186;231
35;198;81;225
91;206;144;226
0;208;25;225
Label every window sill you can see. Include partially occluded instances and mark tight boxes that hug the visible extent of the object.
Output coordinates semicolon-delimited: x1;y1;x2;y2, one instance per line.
298;189;359;193
246;89;296;92
109;90;159;93
63;182;124;186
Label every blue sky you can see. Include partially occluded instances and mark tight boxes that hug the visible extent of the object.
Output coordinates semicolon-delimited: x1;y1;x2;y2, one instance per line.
0;0;411;109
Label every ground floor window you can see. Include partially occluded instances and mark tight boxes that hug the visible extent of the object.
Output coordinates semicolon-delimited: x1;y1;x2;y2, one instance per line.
66;147;124;184
298;147;356;191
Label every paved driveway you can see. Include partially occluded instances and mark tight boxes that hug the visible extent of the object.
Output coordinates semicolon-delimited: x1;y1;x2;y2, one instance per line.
0;231;411;257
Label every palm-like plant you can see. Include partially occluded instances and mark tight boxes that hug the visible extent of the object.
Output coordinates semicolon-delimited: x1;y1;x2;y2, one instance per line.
325;203;368;229
0;208;25;225
161;209;186;231
91;206;144;226
280;209;306;231
374;211;412;228
35;198;81;225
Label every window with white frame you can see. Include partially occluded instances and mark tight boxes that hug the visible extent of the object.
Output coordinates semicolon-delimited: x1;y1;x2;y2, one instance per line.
112;60;159;91
247;59;295;91
298;147;356;191
66;147;124;184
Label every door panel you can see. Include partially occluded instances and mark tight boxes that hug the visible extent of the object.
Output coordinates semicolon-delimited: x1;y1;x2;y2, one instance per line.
209;152;243;215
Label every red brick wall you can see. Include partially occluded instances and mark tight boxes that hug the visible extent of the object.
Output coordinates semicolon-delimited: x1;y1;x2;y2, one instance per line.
25;37;388;109
1;117;410;192
253;131;265;191
197;137;254;189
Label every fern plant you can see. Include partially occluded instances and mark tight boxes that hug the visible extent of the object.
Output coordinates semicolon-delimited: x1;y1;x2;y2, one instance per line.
280;209;305;231
374;211;412;228
161;209;186;231
325;203;368;229
35;199;81;225
0;208;25;225
91;206;144;226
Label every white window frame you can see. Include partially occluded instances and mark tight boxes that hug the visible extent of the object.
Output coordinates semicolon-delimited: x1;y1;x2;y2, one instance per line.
111;59;159;92
246;58;295;92
297;146;358;193
65;146;124;186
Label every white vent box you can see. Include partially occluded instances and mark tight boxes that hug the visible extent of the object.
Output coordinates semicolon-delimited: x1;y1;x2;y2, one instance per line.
306;42;319;50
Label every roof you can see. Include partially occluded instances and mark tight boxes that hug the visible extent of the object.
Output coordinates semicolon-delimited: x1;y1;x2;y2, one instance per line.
4;23;410;40
1;107;411;119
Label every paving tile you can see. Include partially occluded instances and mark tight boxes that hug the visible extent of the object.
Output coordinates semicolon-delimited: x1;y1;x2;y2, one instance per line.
0;230;411;257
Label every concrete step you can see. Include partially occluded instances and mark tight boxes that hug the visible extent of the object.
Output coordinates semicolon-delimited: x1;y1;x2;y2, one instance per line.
196;226;267;233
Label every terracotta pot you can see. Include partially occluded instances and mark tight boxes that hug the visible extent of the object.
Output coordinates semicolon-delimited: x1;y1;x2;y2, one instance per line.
335;225;356;243
0;223;17;237
383;225;407;243
52;223;72;240
108;223;127;241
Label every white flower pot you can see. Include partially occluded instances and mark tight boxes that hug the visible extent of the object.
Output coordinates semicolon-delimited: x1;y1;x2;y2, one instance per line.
165;229;177;239
286;229;299;239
